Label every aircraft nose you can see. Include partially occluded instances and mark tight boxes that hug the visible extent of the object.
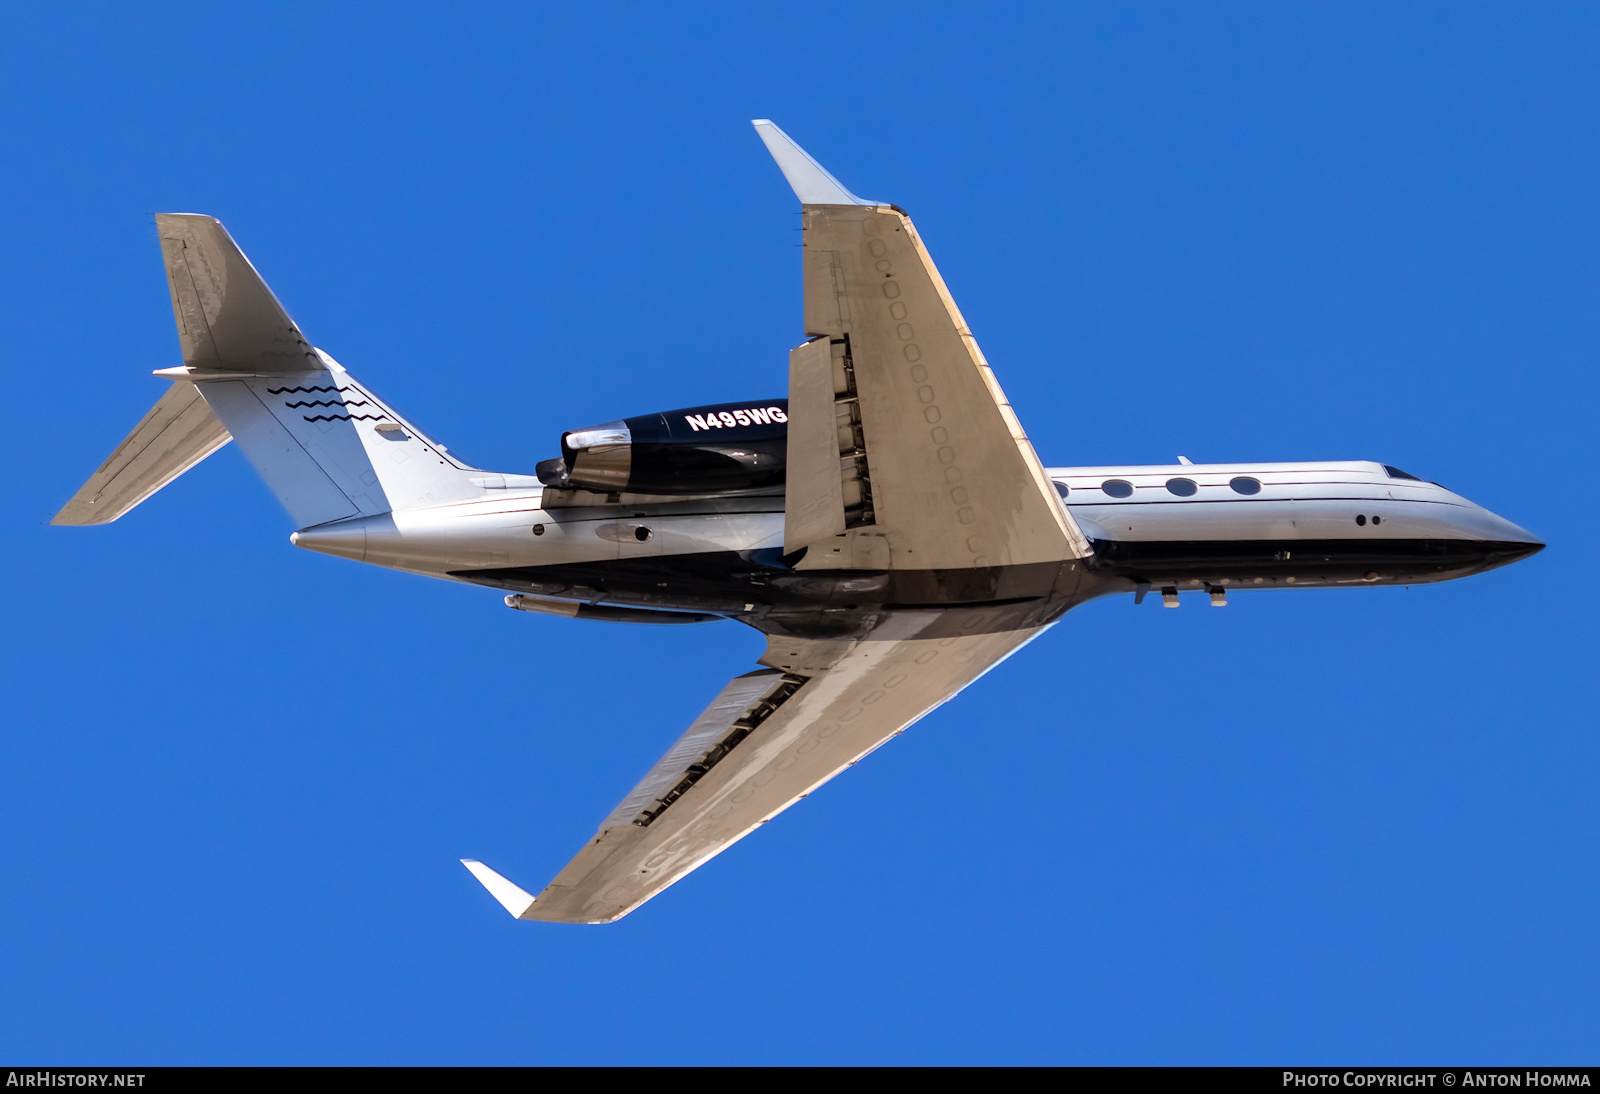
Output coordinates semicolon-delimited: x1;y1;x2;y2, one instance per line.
1499;537;1545;565
1485;511;1543;548
1466;503;1544;565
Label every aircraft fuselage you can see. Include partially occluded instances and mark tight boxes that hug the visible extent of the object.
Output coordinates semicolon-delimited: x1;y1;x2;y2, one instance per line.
291;457;1541;635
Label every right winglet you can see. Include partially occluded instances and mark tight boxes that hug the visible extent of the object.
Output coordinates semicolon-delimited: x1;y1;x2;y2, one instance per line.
751;120;879;206
460;859;537;919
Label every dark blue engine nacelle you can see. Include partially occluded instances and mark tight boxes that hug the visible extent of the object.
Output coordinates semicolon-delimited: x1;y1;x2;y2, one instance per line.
536;400;790;496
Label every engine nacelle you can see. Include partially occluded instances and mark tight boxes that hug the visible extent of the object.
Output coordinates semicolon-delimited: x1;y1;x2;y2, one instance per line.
536;400;790;496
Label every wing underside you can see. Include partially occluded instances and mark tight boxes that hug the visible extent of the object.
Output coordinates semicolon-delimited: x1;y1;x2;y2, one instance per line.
465;121;1084;923
760;121;1090;571
507;612;1048;923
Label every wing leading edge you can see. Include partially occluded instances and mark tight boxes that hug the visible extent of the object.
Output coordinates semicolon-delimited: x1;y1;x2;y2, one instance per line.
463;122;1084;923
467;610;1053;924
759;119;1091;571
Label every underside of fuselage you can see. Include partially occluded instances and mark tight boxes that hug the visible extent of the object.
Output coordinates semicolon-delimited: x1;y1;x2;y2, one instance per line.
453;533;1542;639
440;458;1544;639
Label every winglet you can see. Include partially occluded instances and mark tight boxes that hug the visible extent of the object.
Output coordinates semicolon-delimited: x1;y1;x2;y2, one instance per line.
751;120;879;206
460;859;537;918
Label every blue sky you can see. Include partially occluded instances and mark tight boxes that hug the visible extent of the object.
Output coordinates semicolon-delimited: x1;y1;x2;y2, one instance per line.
2;2;1596;1065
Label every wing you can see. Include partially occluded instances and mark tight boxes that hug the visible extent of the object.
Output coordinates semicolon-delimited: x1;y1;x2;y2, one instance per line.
756;120;1091;571
462;123;1086;924
52;381;231;525
467;610;1051;924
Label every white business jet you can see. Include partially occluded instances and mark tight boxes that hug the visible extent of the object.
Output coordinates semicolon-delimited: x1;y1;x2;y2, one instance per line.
54;122;1543;923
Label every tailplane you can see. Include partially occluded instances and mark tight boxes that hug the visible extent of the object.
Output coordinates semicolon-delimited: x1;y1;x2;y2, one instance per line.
52;381;231;525
56;214;501;529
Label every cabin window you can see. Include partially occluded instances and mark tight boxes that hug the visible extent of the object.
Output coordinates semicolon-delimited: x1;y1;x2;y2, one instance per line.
1165;478;1198;497
1356;514;1367;526
1102;479;1133;499
1053;482;1070;499
1384;465;1423;481
1229;476;1261;495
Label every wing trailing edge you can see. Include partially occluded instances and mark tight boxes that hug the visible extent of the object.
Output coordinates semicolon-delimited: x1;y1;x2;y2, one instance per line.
509;614;1055;924
756;119;1091;569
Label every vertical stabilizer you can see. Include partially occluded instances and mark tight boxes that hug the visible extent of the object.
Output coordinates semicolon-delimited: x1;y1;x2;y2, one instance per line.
149;215;491;526
199;352;490;527
58;213;506;532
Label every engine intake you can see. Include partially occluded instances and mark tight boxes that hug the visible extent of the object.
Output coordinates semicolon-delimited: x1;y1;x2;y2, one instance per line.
537;400;789;496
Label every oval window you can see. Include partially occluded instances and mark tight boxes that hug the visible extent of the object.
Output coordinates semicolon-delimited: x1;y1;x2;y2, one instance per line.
1166;478;1198;497
1053;481;1070;499
1102;479;1133;499
1229;476;1262;495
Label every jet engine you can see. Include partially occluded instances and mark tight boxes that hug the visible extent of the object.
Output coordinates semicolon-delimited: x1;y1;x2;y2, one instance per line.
536;400;789;496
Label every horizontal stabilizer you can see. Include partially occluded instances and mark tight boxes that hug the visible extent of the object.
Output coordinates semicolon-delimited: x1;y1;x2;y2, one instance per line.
156;213;321;373
460;859;537;918
52;382;230;525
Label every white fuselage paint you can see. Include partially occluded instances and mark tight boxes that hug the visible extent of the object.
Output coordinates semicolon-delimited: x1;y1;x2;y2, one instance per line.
291;459;1539;591
1051;460;1533;545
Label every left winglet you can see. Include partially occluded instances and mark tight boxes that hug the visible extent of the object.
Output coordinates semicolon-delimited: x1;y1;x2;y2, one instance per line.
751;120;880;206
460;859;537;918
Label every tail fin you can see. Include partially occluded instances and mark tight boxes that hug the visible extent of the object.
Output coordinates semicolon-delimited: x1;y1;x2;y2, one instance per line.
57;213;506;530
198;348;494;527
